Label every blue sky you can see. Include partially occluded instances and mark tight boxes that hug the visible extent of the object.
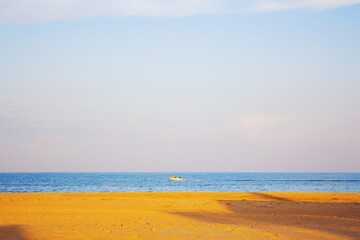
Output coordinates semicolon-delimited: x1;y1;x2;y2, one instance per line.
1;1;360;171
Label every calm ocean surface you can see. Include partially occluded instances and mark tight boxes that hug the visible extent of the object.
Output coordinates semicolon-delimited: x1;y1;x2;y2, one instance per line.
1;172;359;193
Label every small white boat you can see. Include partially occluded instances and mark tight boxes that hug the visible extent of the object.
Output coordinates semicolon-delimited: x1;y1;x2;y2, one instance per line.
169;176;184;181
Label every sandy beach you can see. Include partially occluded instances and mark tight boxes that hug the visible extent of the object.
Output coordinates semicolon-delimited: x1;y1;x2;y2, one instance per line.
0;192;359;239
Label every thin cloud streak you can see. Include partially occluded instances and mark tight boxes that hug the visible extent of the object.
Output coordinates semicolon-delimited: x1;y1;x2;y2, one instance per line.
248;0;360;12
1;0;360;24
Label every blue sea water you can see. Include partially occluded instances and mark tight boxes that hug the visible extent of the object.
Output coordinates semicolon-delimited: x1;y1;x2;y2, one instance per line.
0;172;359;193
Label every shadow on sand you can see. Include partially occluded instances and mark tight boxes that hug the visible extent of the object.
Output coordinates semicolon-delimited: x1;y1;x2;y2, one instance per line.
171;193;360;239
0;225;33;240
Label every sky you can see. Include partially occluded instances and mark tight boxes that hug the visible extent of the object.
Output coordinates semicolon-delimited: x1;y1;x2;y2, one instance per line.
0;0;360;172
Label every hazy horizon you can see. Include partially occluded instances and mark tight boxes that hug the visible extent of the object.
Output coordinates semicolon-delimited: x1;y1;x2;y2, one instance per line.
1;1;359;172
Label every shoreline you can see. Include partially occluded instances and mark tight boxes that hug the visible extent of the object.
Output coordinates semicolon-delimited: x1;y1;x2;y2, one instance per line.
1;192;360;239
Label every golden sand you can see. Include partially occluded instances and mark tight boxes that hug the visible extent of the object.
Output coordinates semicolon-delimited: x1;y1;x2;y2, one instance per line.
1;192;359;239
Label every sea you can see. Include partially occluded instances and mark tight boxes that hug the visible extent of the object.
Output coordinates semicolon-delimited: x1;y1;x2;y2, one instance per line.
0;172;359;193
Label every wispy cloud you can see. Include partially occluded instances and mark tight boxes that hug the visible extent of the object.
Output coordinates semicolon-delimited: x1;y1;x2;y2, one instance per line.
1;0;359;24
220;113;295;139
247;0;360;12
217;112;360;146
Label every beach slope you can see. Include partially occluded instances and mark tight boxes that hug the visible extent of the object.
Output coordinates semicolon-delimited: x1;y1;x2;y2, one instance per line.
1;192;359;239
